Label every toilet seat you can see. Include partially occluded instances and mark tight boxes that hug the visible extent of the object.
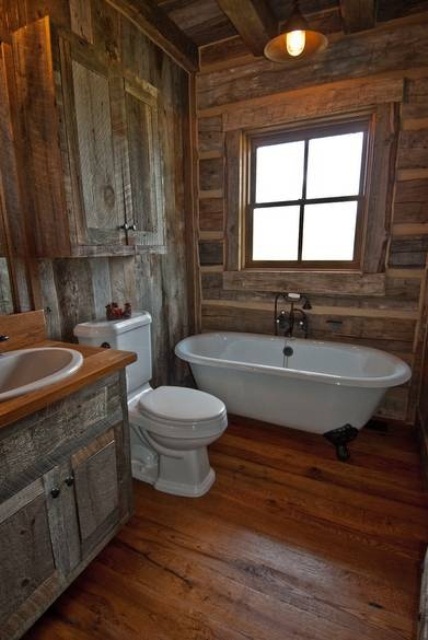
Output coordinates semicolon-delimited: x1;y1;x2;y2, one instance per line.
137;386;227;436
139;386;226;421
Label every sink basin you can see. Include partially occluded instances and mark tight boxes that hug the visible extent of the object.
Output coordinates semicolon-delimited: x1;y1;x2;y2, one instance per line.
0;347;84;401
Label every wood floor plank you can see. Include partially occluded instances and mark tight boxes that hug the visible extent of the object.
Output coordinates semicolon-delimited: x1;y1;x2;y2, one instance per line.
22;418;426;640
215;439;428;509
116;514;415;638
236;418;426;506
94;544;405;640
228;418;424;484
129;498;417;615
73;557;288;640
211;451;428;544
134;469;422;593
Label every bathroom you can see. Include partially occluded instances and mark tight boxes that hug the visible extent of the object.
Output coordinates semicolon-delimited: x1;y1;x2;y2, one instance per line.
1;0;428;638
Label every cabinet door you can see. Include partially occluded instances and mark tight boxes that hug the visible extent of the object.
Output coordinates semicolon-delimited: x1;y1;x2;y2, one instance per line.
60;36;133;254
0;479;60;640
12;18;132;257
44;462;81;576
72;428;120;559
12;17;166;257
123;78;165;248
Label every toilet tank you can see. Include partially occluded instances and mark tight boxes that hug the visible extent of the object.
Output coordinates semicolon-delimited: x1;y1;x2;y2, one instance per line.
74;312;152;395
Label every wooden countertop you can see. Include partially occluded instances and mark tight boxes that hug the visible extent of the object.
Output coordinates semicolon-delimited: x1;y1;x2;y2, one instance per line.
0;340;136;430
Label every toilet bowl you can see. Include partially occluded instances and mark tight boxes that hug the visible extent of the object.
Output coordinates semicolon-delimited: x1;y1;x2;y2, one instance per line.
129;385;227;496
74;312;227;497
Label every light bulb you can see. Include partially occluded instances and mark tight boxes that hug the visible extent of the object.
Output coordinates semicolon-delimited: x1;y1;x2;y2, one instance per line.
286;29;306;57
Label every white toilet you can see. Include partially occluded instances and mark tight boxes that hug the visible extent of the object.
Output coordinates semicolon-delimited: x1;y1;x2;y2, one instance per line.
74;312;227;497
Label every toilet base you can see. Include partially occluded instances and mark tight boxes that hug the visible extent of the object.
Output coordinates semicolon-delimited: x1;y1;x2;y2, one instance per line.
155;446;215;497
131;433;217;497
155;466;216;497
131;459;158;485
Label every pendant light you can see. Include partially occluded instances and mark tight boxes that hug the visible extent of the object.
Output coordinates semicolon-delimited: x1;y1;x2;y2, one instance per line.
264;0;328;62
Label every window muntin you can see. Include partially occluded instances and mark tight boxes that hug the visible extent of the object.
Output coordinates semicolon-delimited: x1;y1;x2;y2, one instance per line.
246;119;369;269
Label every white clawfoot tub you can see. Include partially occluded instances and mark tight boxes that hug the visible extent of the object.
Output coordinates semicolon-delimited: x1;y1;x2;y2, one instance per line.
175;332;411;450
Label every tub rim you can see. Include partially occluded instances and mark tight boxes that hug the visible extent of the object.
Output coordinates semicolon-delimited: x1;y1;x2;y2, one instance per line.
175;331;411;389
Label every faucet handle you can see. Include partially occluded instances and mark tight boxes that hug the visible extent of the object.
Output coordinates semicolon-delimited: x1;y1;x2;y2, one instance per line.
276;311;290;332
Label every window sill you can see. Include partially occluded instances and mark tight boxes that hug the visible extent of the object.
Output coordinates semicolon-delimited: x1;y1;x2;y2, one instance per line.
223;270;386;296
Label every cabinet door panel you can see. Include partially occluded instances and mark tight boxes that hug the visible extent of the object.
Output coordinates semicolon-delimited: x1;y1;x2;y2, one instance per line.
72;429;119;557
0;479;59;635
44;464;81;575
125;79;165;247
61;36;128;249
72;60;120;240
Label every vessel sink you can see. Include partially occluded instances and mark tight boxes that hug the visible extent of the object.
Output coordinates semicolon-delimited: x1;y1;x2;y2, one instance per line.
0;347;84;401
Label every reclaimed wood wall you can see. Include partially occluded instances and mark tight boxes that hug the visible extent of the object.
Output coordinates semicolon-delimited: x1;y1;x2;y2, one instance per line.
0;0;192;387
195;14;428;423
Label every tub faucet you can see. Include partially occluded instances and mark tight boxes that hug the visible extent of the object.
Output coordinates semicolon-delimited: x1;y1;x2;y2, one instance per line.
274;292;311;338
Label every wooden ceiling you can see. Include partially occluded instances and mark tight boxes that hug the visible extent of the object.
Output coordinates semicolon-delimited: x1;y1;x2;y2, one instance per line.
113;0;428;71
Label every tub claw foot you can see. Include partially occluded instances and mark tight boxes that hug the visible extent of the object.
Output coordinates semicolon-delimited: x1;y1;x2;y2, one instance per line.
323;425;359;462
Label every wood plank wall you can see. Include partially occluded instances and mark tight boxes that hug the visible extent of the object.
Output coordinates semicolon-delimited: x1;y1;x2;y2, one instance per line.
195;16;428;424
0;0;192;388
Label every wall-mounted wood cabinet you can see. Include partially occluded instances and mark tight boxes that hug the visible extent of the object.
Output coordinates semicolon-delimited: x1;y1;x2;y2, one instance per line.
11;17;165;258
0;372;132;640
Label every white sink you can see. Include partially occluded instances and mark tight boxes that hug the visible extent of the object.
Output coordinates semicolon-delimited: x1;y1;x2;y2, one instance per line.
0;347;84;401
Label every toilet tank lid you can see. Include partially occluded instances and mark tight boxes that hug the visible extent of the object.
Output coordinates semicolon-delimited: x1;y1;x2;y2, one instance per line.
74;311;152;338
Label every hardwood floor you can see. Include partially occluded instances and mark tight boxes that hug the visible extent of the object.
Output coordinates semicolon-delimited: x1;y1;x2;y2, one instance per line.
23;417;428;640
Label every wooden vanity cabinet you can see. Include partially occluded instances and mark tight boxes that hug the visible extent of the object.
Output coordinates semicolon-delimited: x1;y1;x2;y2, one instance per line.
0;371;132;640
11;16;165;258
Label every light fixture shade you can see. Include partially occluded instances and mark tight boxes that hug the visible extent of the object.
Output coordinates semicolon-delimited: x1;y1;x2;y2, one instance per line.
264;2;328;62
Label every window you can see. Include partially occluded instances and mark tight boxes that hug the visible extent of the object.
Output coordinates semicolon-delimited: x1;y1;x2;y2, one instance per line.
245;118;370;269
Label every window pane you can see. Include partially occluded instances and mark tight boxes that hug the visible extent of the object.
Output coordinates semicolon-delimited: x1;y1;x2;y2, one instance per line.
307;132;364;199
252;206;300;261
302;202;358;261
255;142;304;203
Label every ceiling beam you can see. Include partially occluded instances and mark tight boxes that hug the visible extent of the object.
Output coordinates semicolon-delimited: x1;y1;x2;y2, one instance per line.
216;0;278;57
339;0;377;33
106;0;199;72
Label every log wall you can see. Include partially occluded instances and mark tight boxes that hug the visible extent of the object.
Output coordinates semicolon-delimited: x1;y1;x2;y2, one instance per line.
0;0;193;387
195;16;428;423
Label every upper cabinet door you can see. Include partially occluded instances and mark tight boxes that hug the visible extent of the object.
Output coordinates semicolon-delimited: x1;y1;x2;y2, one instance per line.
59;36;130;252
123;78;165;248
11;17;165;258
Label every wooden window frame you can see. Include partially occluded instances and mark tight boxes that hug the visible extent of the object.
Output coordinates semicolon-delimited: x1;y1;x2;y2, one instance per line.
224;103;398;294
245;117;370;270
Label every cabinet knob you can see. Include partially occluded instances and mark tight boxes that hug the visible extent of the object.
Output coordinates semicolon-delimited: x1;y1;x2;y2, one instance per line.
64;476;74;487
129;223;137;231
50;487;61;499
